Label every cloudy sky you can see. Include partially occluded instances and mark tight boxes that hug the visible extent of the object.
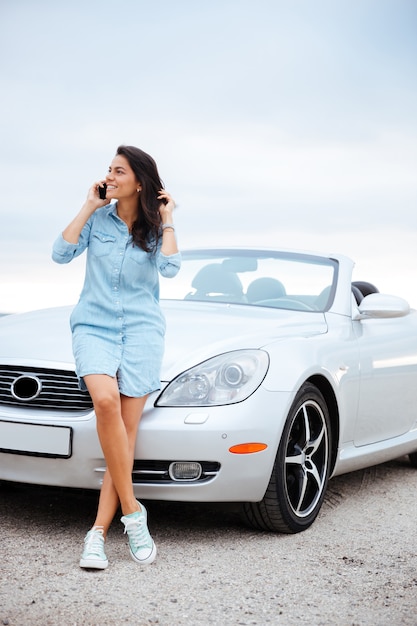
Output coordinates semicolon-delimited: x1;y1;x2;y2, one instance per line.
1;0;416;312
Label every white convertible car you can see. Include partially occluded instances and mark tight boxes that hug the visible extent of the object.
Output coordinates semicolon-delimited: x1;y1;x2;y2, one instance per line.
1;248;416;533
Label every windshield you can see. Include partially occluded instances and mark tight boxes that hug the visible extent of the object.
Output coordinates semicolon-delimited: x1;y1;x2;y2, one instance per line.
160;249;338;312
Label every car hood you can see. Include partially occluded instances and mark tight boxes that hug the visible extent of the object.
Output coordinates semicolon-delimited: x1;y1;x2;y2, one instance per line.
0;302;327;379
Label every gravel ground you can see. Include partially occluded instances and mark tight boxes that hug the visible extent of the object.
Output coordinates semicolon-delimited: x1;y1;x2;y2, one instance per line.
0;456;416;626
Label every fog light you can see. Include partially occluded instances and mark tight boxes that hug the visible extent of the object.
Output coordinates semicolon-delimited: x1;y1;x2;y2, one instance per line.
169;462;202;481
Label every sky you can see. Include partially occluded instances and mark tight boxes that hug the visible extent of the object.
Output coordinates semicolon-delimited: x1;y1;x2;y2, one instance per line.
0;0;416;313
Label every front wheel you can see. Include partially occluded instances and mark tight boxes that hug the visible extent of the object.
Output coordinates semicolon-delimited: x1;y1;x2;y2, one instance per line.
242;382;332;533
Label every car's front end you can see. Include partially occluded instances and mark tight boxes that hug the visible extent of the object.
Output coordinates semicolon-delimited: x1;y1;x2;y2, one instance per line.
0;248;339;514
0;304;305;502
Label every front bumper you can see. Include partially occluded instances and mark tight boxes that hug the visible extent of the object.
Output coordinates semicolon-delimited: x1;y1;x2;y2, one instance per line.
0;388;294;503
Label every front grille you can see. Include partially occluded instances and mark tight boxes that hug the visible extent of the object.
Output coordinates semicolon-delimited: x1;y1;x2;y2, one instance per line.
0;365;93;411
132;460;221;484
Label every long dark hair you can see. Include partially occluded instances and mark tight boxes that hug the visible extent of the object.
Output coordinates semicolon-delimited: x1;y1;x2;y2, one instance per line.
116;145;163;252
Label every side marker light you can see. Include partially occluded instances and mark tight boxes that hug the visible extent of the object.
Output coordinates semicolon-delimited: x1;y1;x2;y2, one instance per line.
229;443;268;454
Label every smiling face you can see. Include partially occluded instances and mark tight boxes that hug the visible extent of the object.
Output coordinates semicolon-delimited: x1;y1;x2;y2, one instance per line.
105;154;141;201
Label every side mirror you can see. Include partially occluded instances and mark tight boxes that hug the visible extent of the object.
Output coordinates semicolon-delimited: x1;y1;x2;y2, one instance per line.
355;293;410;319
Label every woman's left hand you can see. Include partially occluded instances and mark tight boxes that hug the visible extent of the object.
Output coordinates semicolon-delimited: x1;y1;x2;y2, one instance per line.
158;190;176;221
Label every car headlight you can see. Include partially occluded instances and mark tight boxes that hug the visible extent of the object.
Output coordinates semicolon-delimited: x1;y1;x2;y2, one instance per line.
156;349;269;407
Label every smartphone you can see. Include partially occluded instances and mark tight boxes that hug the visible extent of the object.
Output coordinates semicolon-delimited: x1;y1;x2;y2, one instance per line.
98;183;107;200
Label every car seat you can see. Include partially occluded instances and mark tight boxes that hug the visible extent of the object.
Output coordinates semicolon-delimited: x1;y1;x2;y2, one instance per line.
186;264;245;302
246;277;286;303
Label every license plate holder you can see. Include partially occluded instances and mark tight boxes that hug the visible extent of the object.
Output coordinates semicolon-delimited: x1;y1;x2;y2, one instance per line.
0;420;72;458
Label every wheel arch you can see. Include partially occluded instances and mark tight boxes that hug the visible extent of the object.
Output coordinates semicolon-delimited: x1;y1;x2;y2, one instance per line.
306;374;339;475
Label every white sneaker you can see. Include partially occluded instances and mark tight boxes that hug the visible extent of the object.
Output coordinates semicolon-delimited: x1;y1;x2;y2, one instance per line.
79;528;108;569
121;503;157;565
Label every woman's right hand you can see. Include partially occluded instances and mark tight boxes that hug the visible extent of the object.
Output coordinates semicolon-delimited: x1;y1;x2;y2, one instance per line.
61;181;109;244
84;181;110;214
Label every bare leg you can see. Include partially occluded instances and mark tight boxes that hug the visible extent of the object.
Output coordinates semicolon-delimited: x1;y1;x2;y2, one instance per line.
84;374;148;525
91;394;148;536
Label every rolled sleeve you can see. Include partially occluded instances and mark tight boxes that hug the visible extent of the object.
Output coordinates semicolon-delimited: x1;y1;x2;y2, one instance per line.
52;234;83;264
157;251;181;278
52;218;92;264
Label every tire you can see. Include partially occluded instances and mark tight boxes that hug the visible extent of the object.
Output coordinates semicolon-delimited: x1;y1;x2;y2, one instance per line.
242;382;332;533
409;452;417;468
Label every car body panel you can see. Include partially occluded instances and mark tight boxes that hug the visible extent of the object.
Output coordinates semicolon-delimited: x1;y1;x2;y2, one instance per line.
352;312;417;445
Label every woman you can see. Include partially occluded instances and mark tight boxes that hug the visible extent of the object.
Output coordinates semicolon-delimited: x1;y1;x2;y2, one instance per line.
52;145;181;568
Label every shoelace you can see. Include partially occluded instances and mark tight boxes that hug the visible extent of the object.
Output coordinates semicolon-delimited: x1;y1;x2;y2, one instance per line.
123;517;151;550
85;529;105;556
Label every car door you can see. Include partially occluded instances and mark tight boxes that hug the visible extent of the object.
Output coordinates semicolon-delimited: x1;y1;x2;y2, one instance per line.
353;311;417;446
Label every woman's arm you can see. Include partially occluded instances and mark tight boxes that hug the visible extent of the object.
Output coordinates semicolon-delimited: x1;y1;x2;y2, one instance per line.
158;190;179;257
62;182;108;244
52;181;108;264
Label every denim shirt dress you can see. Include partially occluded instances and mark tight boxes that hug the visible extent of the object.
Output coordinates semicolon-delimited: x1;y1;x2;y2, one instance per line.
52;202;181;397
